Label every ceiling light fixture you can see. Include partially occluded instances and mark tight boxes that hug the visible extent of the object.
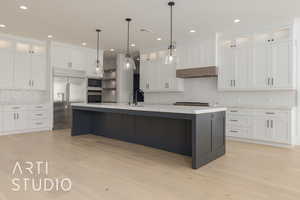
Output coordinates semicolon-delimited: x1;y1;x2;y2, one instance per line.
95;29;103;76
47;35;53;39
110;48;115;52
0;24;6;28
19;5;28;10
157;37;162;41
190;30;196;33
124;18;135;70
82;42;87;46
165;1;178;65
234;19;241;23
131;43;136;47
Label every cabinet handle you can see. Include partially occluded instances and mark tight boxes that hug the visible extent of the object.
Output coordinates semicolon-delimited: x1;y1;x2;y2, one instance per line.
267;120;269;128
230;130;239;133
32;80;34;87
267;78;270;86
265;112;275;115
271;78;274;86
270;120;273;128
36;114;43;116
230;120;238;122
36;122;43;125
234;80;236;87
230;110;238;113
230;80;233;87
13;113;16;120
12;106;20;109
17;113;19;119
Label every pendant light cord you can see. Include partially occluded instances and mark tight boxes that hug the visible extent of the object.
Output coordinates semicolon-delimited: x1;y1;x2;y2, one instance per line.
168;1;175;57
96;29;101;66
127;20;130;55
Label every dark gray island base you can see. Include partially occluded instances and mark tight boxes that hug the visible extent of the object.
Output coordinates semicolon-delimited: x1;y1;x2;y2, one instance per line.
71;105;226;169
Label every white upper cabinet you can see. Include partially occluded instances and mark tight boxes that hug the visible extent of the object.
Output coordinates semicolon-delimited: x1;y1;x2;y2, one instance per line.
218;26;296;91
14;41;32;89
0;37;14;89
177;38;216;69
218;37;251;90
270;40;293;89
51;42;103;76
14;40;47;90
85;48;103;77
31;43;47;90
140;51;183;92
51;43;71;68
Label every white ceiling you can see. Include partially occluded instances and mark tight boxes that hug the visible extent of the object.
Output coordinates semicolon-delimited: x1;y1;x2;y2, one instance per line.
0;0;299;52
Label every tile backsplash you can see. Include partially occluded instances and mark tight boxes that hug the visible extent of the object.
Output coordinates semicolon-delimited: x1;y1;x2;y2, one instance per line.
0;90;49;105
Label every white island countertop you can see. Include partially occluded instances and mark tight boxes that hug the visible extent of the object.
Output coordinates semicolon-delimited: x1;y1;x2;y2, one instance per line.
71;103;227;115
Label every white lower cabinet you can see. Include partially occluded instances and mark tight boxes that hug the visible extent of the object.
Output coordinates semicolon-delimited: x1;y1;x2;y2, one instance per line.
0;104;50;136
227;108;293;146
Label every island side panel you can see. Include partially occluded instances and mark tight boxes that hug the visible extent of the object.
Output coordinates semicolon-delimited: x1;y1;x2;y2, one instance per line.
71;109;94;136
192;111;226;169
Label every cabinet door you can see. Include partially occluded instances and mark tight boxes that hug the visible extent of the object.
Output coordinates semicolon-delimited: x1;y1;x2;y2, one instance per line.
15;111;27;131
0;111;3;133
269;115;290;144
235;46;251;89
51;44;71;68
160;63;174;91
253;116;269;141
140;60;150;91
14;41;32;89
219;47;235;89
271;41;293;89
3;112;16;132
0;38;14;89
251;44;270;89
31;44;47;90
71;48;85;70
85;49;98;76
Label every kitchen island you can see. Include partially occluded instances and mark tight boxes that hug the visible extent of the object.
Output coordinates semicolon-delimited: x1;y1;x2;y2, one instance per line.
71;103;227;169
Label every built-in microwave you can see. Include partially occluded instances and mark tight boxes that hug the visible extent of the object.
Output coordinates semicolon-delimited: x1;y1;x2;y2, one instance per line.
88;78;102;88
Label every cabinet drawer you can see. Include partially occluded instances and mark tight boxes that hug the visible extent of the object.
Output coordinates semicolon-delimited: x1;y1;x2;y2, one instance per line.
227;127;252;139
30;104;49;111
227;108;251;115
3;105;26;112
31;119;49;129
31;110;48;120
227;115;250;127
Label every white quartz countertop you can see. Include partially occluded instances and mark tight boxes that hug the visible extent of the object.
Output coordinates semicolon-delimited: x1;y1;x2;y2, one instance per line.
71;103;227;114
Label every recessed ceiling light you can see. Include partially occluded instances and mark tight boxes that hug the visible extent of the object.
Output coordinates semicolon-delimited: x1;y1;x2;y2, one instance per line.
47;35;53;39
234;19;241;23
19;5;28;10
110;48;115;52
82;42;87;46
189;30;196;33
157;37;162;41
0;24;6;28
131;43;136;47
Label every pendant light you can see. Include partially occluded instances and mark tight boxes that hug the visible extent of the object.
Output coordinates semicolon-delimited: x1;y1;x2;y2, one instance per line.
165;1;178;65
96;29;103;76
125;18;135;70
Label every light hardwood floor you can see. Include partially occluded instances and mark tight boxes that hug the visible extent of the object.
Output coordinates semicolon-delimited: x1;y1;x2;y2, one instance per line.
0;130;300;200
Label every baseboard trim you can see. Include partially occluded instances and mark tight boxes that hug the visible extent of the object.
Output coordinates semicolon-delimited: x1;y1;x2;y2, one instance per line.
226;136;293;148
0;128;51;136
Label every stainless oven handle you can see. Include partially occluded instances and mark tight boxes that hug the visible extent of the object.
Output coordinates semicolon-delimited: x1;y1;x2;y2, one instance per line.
88;92;102;96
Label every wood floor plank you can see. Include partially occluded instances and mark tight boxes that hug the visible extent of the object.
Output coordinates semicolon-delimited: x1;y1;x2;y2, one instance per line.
0;130;299;200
